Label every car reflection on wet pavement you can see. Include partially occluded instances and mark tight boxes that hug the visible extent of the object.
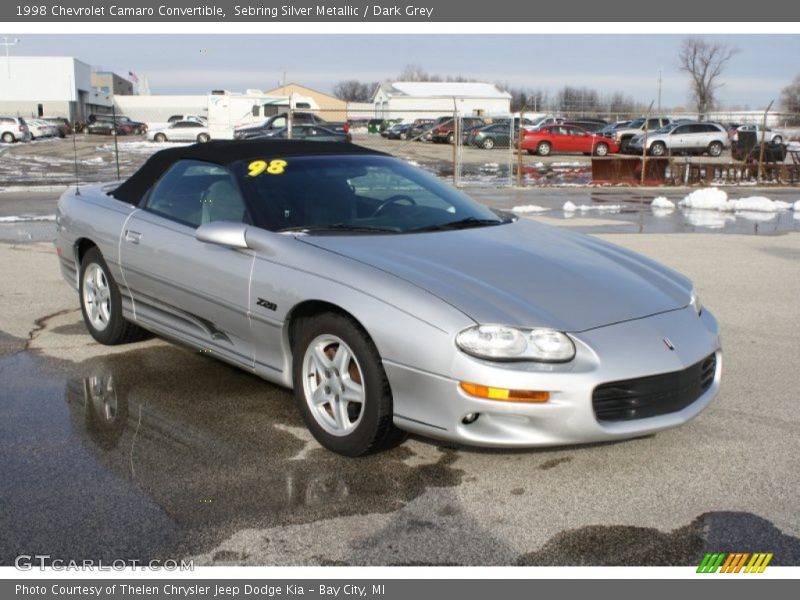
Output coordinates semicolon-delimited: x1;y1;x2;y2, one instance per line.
1;344;461;564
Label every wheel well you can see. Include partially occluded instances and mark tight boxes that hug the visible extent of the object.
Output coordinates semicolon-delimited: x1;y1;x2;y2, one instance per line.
75;238;98;264
286;300;368;351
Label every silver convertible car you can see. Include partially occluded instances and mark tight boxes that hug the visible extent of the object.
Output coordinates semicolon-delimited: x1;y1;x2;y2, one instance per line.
55;141;721;456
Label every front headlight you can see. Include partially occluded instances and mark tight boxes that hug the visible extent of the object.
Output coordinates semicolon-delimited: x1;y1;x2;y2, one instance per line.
456;325;576;362
690;291;702;316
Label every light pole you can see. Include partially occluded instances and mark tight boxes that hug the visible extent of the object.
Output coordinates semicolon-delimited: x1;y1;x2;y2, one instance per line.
2;36;20;78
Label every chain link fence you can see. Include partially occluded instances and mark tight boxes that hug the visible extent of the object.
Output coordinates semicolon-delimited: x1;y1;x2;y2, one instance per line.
294;109;517;188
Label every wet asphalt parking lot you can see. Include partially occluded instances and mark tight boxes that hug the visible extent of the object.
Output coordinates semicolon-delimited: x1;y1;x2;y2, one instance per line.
1;134;799;565
1;191;799;565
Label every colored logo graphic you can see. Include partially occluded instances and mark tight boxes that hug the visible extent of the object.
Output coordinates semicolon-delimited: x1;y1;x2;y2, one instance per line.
697;552;773;573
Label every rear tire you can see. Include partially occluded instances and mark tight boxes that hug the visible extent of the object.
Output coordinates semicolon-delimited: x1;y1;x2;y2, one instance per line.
447;132;455;144
79;247;150;345
773;135;783;145
197;133;210;143
707;141;723;157
292;312;406;456
2;132;15;143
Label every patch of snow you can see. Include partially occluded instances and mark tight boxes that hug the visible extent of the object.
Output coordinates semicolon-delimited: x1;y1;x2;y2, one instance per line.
679;188;792;213
651;196;675;210
733;196;792;212
0;214;56;222
563;201;623;212
793;200;800;212
511;205;549;213
0;185;69;193
82;156;105;165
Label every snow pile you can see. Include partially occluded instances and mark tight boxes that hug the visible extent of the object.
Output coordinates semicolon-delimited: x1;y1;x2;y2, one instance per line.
679;188;795;213
651;196;675;210
678;188;730;210
732;196;792;212
794;200;800;212
563;201;623;212
511;205;549;213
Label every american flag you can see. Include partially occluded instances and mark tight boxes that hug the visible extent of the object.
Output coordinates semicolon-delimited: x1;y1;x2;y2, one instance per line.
128;71;139;83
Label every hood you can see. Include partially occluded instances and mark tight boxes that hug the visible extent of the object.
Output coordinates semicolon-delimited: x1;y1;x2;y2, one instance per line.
301;219;692;332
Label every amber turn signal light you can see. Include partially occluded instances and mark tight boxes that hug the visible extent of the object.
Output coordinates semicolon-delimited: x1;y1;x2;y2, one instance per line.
459;382;550;403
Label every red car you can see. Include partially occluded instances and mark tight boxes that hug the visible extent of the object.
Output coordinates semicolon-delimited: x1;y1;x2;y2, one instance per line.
520;124;618;157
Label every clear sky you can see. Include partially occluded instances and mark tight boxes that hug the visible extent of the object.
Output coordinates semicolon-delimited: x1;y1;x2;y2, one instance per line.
8;34;800;108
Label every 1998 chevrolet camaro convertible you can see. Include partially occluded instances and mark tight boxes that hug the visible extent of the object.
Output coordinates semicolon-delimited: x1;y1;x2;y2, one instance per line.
55;140;721;456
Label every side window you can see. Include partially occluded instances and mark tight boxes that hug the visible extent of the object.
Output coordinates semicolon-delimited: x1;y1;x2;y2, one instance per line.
145;160;248;228
673;125;690;135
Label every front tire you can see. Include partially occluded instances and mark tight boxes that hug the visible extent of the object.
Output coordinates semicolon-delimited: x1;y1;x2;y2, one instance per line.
197;133;210;143
154;133;167;142
482;138;495;150
79;247;149;345
537;141;552;156
772;136;783;145
447;132;455;144
650;141;667;157
292;312;406;456
594;142;609;156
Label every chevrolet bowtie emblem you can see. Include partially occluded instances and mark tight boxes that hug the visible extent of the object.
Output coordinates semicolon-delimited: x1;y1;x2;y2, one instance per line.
663;337;676;351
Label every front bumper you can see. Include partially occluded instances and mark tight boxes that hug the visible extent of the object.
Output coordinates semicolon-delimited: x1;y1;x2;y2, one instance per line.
386;305;721;447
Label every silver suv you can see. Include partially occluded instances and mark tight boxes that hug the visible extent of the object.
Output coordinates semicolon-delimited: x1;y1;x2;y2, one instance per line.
0;116;31;143
627;121;729;157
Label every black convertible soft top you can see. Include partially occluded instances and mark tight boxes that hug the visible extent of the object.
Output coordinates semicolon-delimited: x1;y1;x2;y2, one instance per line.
111;140;388;205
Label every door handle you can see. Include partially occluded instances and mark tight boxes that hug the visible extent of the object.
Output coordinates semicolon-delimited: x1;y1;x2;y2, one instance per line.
124;230;141;244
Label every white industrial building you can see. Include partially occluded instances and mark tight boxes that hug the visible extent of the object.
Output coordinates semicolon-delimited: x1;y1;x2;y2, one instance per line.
0;56;115;121
373;82;512;121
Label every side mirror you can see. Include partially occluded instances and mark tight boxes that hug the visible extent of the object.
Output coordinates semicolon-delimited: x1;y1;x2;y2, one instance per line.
196;221;250;249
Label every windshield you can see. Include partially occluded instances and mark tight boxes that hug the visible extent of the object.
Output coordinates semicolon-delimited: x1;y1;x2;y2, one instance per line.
234;155;509;234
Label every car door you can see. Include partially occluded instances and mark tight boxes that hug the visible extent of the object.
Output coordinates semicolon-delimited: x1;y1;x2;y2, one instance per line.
119;159;257;368
669;124;692;152
565;127;592;152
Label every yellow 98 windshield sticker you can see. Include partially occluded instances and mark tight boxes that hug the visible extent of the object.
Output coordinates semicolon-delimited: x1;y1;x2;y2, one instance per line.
247;159;288;177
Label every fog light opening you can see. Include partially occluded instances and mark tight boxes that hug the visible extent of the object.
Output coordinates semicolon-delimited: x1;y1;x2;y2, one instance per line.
462;413;480;425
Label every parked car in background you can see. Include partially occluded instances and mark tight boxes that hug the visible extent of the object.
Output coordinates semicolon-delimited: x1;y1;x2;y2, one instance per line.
733;124;783;145
520;124;618;156
86;119;132;136
521;115;561;132
167;114;207;125
256;124;351;143
114;116;148;134
27;118;59;139
42;117;73;137
466;122;517;149
381;121;406;139
432;116;485;144
87;113;147;134
609;117;673;151
562;119;608;133
386;123;414;140
408;118;437;140
597;120;631;139
627;121;729;157
240;112;350;137
148;120;211;143
0;116;31;143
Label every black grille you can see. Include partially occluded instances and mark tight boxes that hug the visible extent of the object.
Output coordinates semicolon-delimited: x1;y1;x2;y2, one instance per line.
592;354;716;422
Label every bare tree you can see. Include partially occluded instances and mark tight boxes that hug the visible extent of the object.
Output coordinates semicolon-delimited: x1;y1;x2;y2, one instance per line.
332;80;379;102
678;37;738;119
780;75;800;120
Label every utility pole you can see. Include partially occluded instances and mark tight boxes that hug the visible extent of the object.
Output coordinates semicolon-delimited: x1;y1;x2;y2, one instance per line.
2;36;20;78
657;69;662;114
